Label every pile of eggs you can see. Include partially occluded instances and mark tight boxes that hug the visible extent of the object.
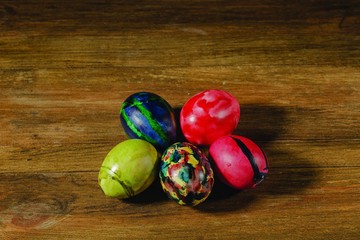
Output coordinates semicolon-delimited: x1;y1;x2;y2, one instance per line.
98;90;269;206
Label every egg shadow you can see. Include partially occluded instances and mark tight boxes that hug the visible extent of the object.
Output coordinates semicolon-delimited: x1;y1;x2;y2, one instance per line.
122;104;320;209
233;104;287;144
122;177;168;204
196;104;320;213
174;107;187;142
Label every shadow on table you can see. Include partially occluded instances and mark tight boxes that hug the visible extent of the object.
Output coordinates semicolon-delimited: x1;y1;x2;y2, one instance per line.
123;104;320;210
196;104;320;213
122;175;167;204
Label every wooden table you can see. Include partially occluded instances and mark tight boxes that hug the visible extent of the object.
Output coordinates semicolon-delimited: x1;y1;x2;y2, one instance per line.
1;0;359;239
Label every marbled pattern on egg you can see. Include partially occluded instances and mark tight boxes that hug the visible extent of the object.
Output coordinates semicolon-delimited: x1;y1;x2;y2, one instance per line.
120;92;177;150
159;142;214;206
180;90;240;146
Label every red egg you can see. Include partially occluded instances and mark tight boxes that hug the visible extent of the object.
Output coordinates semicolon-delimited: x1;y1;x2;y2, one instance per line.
180;90;240;145
209;135;269;190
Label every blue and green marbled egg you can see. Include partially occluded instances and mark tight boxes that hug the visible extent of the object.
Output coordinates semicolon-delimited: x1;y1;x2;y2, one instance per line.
120;92;177;150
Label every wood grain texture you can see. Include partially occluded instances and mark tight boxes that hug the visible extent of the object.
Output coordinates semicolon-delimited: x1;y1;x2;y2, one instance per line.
0;0;359;239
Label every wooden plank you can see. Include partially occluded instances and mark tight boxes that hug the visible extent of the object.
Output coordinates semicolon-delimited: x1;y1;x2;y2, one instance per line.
1;32;359;69
0;168;359;238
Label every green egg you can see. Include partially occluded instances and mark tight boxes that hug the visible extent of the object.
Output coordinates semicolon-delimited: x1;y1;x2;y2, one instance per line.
98;139;159;199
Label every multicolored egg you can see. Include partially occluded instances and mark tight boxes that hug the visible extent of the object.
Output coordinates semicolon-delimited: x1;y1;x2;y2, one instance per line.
159;142;214;206
209;135;269;190
180;90;240;146
120;92;177;150
98;139;159;199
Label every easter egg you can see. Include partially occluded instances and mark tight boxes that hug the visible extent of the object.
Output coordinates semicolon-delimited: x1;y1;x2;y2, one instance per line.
180;90;240;146
120;92;177;150
159;142;214;206
98;139;159;199
209;135;269;190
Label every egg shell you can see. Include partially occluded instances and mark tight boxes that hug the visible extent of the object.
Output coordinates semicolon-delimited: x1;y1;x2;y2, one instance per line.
180;90;240;146
209;135;269;190
120;92;177;150
98;139;159;199
159;142;214;206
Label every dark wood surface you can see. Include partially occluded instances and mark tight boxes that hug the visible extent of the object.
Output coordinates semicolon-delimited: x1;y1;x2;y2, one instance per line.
1;0;359;239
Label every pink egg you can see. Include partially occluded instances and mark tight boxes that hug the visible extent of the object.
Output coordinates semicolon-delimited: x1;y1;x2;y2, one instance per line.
209;135;269;190
180;90;240;146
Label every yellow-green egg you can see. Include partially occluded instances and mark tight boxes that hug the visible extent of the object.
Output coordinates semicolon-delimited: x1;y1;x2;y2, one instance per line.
98;139;159;199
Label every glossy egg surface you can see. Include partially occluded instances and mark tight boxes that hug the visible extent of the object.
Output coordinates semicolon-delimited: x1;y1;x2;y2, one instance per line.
209;135;269;190
120;92;177;150
159;142;214;206
98;139;159;199
180;90;240;145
